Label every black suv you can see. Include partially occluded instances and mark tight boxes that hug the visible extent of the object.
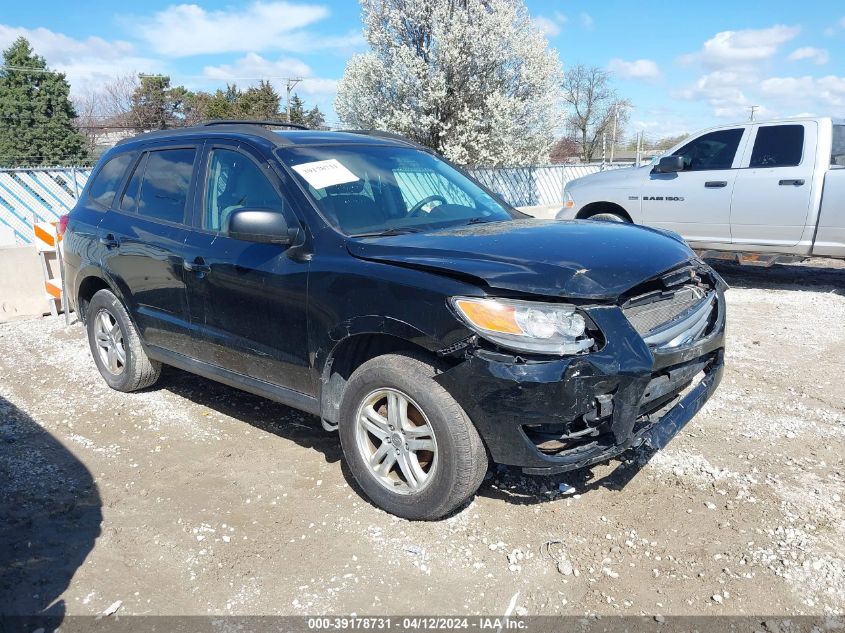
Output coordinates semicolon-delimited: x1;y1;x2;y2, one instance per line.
63;121;726;520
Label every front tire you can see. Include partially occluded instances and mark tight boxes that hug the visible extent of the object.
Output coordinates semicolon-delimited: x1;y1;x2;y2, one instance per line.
338;353;488;520
86;289;161;392
587;212;627;222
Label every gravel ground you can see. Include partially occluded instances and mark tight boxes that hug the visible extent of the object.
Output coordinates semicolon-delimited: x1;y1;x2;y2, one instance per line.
1;258;843;618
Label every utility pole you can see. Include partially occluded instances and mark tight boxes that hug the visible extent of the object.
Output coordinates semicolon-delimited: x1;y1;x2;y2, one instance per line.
635;131;642;166
748;105;759;122
601;133;607;169
610;104;619;163
285;78;303;122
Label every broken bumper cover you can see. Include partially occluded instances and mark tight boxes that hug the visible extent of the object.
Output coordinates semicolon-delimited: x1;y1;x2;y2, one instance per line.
435;290;726;475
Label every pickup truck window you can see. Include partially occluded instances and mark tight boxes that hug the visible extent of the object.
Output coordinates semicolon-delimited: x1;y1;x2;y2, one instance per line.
832;125;845;167
672;128;743;171
749;125;804;168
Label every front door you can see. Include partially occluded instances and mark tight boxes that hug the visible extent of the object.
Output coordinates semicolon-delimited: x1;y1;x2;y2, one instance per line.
641;127;749;246
182;143;312;395
99;146;198;356
730;122;817;247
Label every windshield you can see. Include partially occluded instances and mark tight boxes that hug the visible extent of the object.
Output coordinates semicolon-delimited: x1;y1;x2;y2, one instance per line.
277;144;515;235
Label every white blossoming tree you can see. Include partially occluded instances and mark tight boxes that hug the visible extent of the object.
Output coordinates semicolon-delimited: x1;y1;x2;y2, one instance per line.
336;0;562;166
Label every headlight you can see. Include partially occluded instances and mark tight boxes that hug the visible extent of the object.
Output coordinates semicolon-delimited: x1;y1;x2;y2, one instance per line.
562;189;575;209
451;297;595;355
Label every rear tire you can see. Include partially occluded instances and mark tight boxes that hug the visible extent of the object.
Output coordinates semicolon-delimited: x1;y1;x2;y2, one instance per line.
86;289;161;392
338;353;488;520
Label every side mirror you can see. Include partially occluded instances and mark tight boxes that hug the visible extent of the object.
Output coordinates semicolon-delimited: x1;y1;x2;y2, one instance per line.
227;209;298;245
654;155;685;173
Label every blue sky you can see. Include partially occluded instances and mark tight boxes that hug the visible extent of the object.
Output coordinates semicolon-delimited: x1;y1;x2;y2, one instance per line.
1;0;843;140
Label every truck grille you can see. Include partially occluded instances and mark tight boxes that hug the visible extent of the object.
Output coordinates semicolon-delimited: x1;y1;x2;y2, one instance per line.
622;273;717;350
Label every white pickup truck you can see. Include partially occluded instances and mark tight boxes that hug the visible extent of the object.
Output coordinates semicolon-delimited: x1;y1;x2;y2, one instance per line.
556;117;845;264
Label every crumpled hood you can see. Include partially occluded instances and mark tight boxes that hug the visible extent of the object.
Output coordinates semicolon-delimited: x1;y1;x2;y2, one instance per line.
347;219;695;300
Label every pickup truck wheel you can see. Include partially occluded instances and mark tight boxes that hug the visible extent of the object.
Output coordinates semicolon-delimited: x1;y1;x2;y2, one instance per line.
338;353;488;520
86;289;161;392
587;212;627;222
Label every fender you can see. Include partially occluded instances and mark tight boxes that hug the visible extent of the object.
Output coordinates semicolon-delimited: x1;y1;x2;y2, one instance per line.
73;266;144;336
317;315;444;430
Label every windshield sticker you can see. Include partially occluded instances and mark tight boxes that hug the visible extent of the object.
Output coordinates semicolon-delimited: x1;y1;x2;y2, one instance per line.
292;159;359;190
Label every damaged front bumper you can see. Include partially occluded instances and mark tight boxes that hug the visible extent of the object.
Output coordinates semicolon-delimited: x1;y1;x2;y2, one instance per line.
435;289;726;475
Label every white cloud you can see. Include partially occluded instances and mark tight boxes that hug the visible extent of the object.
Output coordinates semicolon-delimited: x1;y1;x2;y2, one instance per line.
681;25;800;68
132;2;361;57
533;16;561;37
760;75;845;108
788;47;829;65
608;58;661;82
0;24;164;96
579;12;594;29
0;25;133;62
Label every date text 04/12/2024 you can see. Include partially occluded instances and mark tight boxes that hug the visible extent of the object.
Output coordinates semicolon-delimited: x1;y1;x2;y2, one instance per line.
306;617;526;630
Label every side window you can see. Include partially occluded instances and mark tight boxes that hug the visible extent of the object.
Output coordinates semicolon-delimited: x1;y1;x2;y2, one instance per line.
119;155;146;213
673;128;744;171
88;153;132;207
833;125;845;167
749;125;804;168
135;149;196;224
205;149;284;231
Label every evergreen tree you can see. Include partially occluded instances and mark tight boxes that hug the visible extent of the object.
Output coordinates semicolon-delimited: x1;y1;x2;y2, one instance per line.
288;94;326;129
238;80;281;119
130;75;173;131
287;94;307;124
305;104;326;129
0;37;87;167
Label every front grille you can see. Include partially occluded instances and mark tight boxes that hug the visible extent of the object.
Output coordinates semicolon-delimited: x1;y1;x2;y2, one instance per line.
622;267;718;349
624;285;707;336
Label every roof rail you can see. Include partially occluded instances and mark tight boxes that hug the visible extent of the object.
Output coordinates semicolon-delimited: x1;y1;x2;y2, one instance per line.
200;119;309;130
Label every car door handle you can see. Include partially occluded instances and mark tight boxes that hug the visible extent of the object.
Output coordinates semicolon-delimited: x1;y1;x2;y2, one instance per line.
183;257;211;274
99;234;120;248
779;179;805;186
705;181;728;188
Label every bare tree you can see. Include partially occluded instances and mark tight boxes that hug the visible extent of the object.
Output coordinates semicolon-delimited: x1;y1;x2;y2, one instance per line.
101;73;139;127
72;89;102;155
562;65;630;162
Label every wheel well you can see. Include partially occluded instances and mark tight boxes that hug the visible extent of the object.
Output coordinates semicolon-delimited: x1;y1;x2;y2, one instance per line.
576;202;632;222
320;333;439;428
77;276;111;323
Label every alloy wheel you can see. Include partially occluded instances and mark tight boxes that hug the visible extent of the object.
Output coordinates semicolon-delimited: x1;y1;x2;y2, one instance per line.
354;388;438;494
94;309;126;375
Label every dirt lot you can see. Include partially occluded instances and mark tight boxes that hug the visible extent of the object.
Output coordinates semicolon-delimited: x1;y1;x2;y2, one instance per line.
1;259;843;618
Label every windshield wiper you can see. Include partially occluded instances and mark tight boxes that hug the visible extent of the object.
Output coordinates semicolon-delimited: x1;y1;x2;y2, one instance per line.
352;226;423;238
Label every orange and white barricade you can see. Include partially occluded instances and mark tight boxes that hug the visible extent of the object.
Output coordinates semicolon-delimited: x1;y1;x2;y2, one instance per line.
32;219;69;319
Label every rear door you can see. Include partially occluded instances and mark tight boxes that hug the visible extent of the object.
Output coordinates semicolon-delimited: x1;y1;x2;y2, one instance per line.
730;122;817;247
640;127;749;245
99;145;199;356
182;141;312;394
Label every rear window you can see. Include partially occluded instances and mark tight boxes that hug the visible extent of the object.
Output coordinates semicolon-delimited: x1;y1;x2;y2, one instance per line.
832;125;845;167
749;125;804;168
88;153;132;208
134;149;196;224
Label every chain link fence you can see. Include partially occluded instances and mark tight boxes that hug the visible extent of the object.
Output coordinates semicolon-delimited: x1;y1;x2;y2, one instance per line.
0;163;631;245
